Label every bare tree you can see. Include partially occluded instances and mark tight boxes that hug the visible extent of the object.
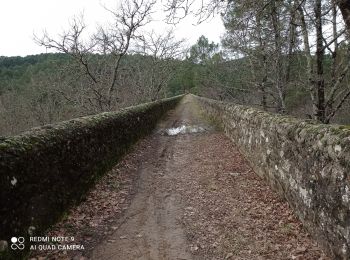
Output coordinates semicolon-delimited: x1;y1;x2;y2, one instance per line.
134;29;185;101
163;0;227;23
337;0;350;34
35;0;156;112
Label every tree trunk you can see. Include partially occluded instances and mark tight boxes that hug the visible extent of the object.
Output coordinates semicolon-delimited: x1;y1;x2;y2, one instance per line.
271;0;286;113
298;3;318;117
337;0;350;34
285;0;297;84
315;0;326;122
256;13;268;111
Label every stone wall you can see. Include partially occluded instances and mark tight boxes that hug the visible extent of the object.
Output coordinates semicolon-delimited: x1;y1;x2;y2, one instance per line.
194;95;350;259
0;95;182;258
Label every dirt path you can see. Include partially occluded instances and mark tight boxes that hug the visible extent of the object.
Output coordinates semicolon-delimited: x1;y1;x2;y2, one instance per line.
91;96;205;260
31;95;328;260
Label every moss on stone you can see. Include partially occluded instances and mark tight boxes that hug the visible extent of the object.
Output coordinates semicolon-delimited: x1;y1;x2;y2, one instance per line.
193;94;350;259
0;95;183;260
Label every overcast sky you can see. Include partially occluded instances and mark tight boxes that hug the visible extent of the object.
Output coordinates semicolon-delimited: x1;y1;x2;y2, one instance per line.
0;0;225;57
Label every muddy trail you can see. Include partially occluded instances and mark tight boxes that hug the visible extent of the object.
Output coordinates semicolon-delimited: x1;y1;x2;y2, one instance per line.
31;96;328;260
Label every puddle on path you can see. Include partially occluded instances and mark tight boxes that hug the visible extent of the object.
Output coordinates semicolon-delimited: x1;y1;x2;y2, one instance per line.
160;125;208;136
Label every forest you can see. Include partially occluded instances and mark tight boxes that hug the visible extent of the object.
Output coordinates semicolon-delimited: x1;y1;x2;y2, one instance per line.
1;0;350;136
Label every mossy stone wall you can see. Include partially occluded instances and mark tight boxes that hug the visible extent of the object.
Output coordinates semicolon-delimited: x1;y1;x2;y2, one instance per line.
194;95;350;259
0;95;182;257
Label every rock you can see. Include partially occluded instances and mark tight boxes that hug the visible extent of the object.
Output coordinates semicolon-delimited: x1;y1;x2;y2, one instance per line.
227;172;240;177
0;240;8;252
225;252;234;259
190;245;199;252
28;226;36;236
295;246;307;254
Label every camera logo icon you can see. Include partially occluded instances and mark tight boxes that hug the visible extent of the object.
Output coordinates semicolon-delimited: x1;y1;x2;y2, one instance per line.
10;237;25;250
